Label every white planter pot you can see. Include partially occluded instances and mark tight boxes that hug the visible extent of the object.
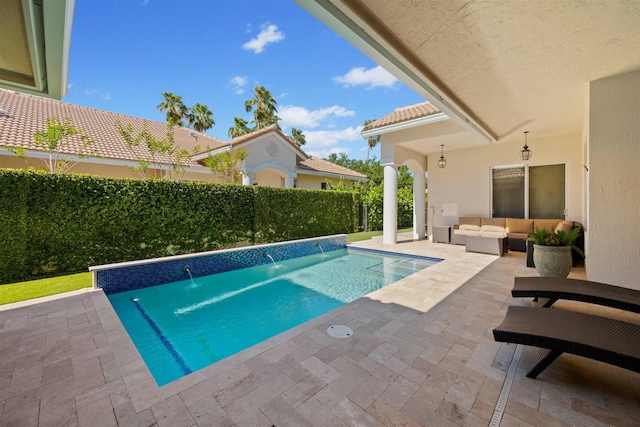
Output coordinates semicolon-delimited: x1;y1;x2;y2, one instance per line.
533;244;572;278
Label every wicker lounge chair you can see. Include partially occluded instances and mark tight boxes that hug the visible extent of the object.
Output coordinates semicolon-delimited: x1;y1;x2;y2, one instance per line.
493;306;640;378
512;277;640;313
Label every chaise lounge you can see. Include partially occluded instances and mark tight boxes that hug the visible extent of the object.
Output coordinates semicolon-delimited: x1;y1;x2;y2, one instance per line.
493;305;640;378
512;276;640;313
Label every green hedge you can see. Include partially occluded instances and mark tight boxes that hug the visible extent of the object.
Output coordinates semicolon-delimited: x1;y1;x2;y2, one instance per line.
0;170;359;283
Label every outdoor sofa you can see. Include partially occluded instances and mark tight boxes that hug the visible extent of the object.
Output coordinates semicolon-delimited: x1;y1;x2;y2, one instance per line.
450;216;584;265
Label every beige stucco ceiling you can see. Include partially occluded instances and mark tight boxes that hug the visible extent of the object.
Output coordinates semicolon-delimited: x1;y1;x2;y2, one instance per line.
0;0;74;100
297;0;640;154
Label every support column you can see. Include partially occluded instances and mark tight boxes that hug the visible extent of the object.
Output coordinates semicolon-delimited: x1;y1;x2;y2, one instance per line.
413;171;426;240
284;176;295;188
242;173;253;186
383;164;398;245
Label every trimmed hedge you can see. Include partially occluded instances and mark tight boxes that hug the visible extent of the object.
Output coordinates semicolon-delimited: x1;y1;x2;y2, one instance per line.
0;169;359;283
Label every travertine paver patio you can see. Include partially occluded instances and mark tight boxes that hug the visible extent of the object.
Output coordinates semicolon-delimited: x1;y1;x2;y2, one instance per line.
1;235;639;426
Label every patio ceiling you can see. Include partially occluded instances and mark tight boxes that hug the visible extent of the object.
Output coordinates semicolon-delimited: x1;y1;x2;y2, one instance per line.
0;0;74;100
296;0;640;155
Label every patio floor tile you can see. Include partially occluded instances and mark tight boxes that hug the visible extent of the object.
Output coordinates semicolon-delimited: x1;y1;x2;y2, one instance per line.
1;234;639;426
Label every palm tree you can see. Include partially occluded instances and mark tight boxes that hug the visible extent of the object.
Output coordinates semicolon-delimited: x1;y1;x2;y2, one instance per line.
188;103;215;133
363;119;380;161
244;86;280;130
289;128;306;146
157;92;189;126
228;117;251;138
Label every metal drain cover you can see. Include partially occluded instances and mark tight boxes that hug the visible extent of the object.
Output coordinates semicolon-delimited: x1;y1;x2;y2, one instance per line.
327;325;353;338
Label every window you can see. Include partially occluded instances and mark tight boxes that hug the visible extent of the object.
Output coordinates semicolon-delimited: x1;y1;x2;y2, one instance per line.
492;164;565;219
321;182;327;190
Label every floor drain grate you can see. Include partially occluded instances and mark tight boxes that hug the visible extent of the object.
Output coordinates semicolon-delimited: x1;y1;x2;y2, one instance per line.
327;325;353;338
490;344;522;427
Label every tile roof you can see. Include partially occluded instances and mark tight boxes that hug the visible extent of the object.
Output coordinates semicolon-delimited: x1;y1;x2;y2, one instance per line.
0;88;366;181
0;88;226;167
362;101;441;132
297;156;368;180
228;124;308;158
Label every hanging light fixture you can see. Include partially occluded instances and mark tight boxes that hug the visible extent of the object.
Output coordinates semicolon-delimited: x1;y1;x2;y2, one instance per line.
520;131;532;161
438;144;447;168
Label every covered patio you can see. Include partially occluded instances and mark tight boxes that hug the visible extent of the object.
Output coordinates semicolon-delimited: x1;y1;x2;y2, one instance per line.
297;0;640;290
3;236;639;426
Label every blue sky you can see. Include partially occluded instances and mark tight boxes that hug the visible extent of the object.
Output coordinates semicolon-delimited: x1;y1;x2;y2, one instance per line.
64;0;423;160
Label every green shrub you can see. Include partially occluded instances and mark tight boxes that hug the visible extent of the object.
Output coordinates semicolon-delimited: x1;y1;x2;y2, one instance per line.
0;169;359;283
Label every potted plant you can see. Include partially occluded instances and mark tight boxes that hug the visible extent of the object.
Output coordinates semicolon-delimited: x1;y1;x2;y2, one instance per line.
528;226;585;277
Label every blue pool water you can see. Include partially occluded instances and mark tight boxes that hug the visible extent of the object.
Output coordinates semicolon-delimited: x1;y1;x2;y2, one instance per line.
108;248;440;386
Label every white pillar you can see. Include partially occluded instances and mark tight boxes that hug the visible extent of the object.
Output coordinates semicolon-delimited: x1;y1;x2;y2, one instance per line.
242;173;253;186
383;164;398;245
413;171;426;240
285;176;295;188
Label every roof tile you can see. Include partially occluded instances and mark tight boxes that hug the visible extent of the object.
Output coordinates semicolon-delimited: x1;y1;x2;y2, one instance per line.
362;101;441;132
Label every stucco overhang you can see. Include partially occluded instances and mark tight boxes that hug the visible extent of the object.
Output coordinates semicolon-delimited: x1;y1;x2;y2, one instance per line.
296;0;640;156
0;0;75;100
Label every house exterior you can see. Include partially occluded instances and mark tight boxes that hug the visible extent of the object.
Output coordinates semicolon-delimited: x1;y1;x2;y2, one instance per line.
298;0;640;289
0;88;367;188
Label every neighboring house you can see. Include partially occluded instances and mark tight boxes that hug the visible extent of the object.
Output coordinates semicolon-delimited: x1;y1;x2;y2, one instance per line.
301;1;640;289
0;88;367;188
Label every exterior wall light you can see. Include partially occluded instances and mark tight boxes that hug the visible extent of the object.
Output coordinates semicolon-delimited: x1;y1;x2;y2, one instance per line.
520;131;532;161
438;144;447;168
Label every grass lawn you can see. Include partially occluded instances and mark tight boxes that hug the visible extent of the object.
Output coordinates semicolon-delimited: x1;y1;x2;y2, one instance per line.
1;229;413;305
0;272;93;306
347;227;412;243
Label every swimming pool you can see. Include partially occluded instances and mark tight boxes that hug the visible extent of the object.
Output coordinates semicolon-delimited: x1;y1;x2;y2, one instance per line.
106;246;440;386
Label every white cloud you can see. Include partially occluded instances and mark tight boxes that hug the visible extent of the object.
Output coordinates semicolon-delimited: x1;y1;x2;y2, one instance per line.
83;89;111;100
305;147;353;158
333;65;398;89
303;126;363;149
278;105;355;129
242;23;285;54
229;75;248;94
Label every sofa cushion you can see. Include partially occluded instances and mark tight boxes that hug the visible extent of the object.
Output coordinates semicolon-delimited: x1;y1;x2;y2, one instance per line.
480;230;507;238
481;217;506;228
459;224;480;231
459;217;481;227
453;229;481;236
506;218;534;234
555;220;574;234
481;225;506;233
533;219;563;233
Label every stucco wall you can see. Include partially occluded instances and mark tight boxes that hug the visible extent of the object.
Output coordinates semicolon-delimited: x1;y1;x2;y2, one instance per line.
588;70;640;288
254;169;283;187
427;133;584;230
243;135;297;176
296;174;359;190
0;154;216;182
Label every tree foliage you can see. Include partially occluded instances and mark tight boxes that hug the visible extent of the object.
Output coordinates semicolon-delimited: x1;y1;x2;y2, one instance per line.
157;92;190;127
289;128;306;146
228;117;251;138
325;152;426;230
0;169;360;283
8;117;96;173
204;148;249;184
244;85;280;130
188;103;215;132
115;120;198;179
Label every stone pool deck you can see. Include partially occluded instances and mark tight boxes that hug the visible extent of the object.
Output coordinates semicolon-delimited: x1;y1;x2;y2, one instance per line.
2;235;639;426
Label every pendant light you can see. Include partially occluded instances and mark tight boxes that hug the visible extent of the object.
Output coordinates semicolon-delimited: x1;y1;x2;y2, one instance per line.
438;144;446;168
520;131;532;161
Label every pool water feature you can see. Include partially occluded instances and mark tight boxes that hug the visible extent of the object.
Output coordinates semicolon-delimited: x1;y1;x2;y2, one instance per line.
107;248;440;386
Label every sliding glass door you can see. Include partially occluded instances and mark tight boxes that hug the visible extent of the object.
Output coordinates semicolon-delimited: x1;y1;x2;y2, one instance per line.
492;167;525;218
529;164;565;219
492;164;565;219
